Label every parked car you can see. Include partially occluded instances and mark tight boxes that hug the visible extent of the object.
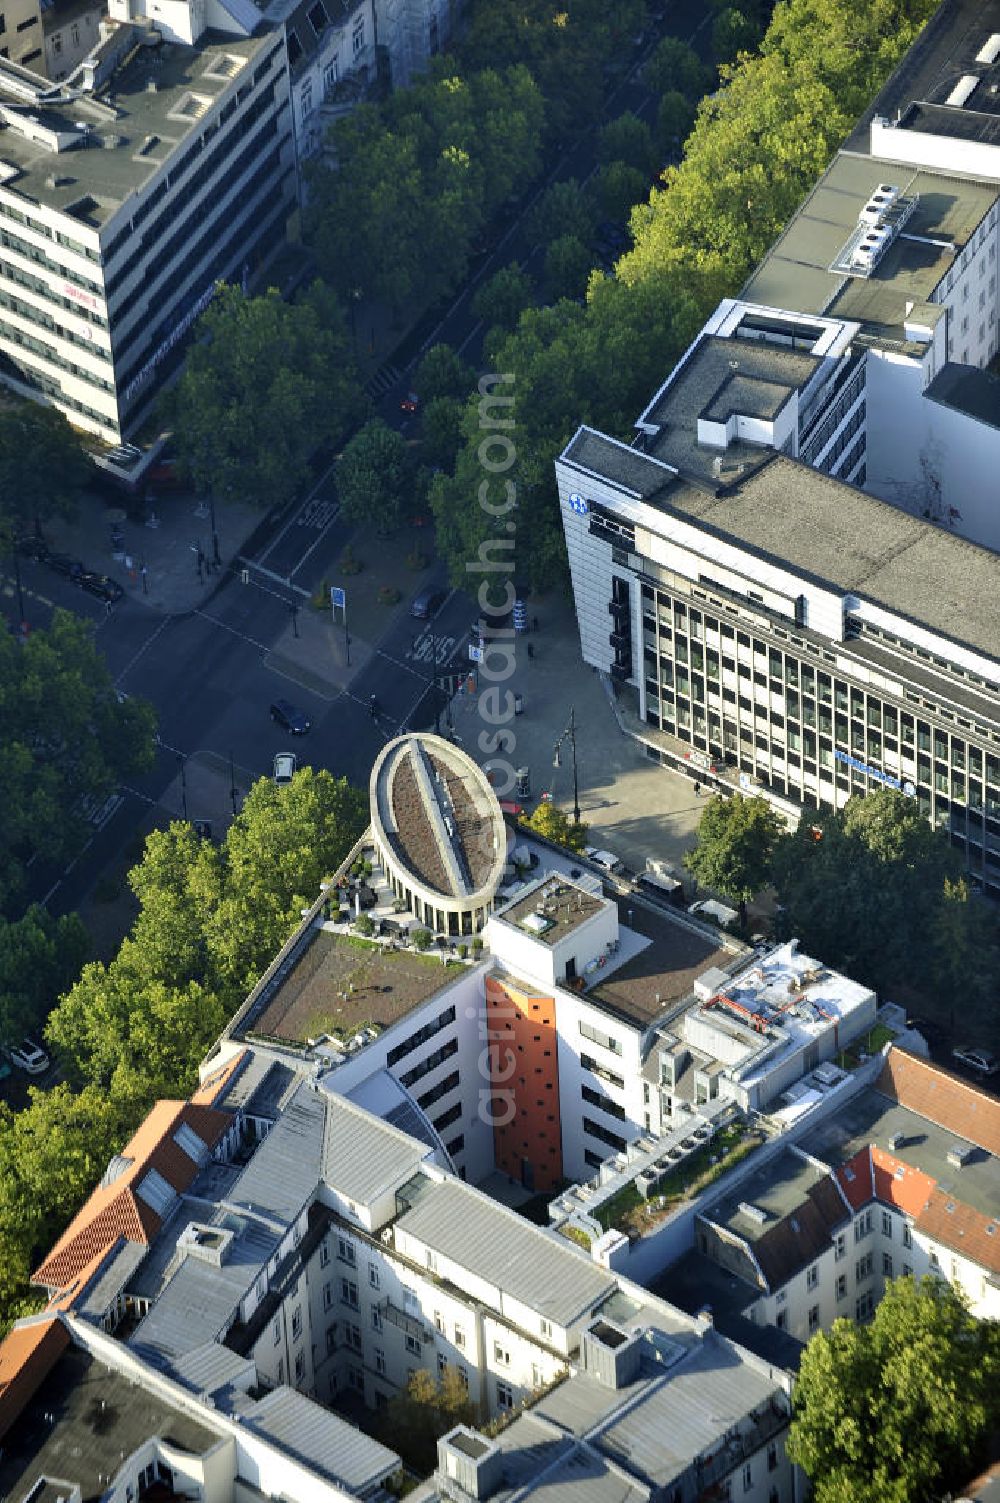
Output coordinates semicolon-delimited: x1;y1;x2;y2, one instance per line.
400;391;420;414
499;799;524;817
584;846;623;874
952;1044;999;1077
78;571;124;602
273;752;297;785
270;699;311;734
689;897;740;928
8;1039;49;1075
47;553;84;580
411;587;446;620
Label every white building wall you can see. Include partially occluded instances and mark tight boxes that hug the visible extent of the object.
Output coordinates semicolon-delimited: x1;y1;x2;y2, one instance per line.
552;988;645;1183
872;116;1000;184
866;343;1000;556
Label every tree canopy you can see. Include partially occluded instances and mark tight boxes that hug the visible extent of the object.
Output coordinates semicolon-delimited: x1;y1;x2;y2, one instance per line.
771;788;997;1031
0;610;156;911
166;282;365;509
307;66;545;317
337;419;410;534
429;0;934;592
0;402;90;534
684;794;784;920
520;801;588;852
788;1276;1000;1503
472;265;534;334
0;907;87;1047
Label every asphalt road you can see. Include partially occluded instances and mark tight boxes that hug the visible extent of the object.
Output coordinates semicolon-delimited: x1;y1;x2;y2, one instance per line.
11;0;717;920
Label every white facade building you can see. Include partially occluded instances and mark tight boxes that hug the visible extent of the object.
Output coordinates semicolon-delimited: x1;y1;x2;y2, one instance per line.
0;3;295;445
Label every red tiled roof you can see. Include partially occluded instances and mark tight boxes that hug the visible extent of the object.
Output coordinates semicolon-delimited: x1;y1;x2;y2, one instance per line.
871;1145;936;1220
876;1048;1000;1156
916;1187;1000;1276
835;1146;873;1210
190;1049;248;1107
33;1099;231;1295
0;1316;69;1440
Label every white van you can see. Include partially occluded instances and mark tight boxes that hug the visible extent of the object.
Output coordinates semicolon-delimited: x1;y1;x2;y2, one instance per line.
584;846;622;874
688;897;740;928
637;870;684;907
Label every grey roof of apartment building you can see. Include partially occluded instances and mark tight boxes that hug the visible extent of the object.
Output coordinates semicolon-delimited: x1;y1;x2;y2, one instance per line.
699;1147;849;1288
395;1177;616;1327
228;1081;328;1222
0;29;271;228
561;427;675;499
73;1237;148;1323
660;1249;806;1370
657;454;1000;666
170;1340;255;1399
641;336;823;485
243;1386;400;1492
801;1085;1000;1225
0;1344;219;1503
926;362;1000;429
536;1333;781;1490
320;1086;437;1204
222;1053;300;1119
127;1212;276;1369
743;151;999;337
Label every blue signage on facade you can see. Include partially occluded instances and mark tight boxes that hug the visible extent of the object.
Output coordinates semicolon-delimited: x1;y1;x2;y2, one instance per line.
567;492;589;516
834;748;914;794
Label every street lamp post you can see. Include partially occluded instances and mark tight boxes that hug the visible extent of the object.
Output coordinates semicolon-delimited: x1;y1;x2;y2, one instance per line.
553;706;580;826
177;753;188;821
12;548;24;628
208;493;221;568
229;749;238;817
289;602;299;638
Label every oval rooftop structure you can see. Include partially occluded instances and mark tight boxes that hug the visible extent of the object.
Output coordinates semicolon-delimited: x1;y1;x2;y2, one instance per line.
370;733;507;936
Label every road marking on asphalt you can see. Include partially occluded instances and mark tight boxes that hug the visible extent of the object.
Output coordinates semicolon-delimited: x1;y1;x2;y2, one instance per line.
193;609;270;651
298;496;339;530
115;615;174;689
409;632;457;664
237;557;311;599
375;648;433;681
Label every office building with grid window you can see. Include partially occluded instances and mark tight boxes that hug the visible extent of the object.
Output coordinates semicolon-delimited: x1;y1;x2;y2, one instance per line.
0;3;295;445
558;409;1000;890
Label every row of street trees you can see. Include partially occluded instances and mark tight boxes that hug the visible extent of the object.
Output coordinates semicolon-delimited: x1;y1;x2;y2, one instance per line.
429;0;937;593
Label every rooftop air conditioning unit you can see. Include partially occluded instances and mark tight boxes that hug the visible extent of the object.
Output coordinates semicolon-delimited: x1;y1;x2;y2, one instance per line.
739;1201;768;1226
947;1144;975;1169
887;1132;906;1151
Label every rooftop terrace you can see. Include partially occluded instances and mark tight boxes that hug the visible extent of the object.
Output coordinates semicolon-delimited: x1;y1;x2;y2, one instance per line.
502;877;607;946
245;925;467;1045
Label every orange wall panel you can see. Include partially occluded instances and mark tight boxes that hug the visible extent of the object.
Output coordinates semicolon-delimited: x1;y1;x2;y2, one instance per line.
485;975;562;1192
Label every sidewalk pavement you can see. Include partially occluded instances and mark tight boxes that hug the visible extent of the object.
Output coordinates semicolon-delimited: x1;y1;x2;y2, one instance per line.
446;594;706;878
43;485;269;615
